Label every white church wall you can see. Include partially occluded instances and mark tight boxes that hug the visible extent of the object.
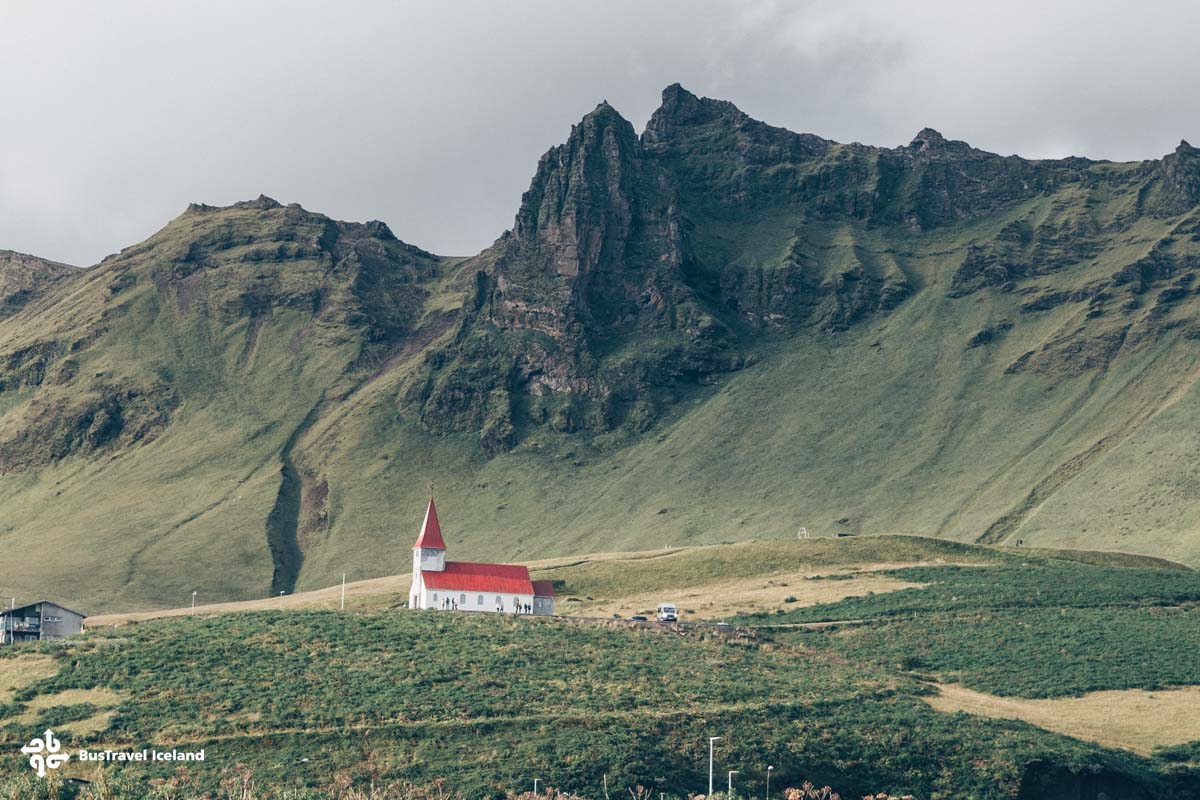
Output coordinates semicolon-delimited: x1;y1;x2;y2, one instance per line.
419;585;534;614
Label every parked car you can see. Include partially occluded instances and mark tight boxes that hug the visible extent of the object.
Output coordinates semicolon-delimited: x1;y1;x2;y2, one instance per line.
626;615;648;622
656;603;678;623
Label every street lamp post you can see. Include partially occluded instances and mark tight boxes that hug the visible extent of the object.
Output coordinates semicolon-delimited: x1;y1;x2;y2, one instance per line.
533;779;541;795
708;736;722;796
766;766;773;800
191;591;197;612
728;770;739;798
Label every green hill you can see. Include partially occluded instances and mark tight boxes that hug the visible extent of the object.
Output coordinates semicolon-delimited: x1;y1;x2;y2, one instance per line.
5;85;1200;612
4;538;1200;798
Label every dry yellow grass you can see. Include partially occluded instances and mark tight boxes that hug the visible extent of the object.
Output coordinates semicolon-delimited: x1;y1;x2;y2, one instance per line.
87;547;741;626
0;654;58;702
88;574;414;626
925;682;1200;755
0;683;126;738
88;548;947;626
560;569;926;619
7;687;126;725
60;710;119;736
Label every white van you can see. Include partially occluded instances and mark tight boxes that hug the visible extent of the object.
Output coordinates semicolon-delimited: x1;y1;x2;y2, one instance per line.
656;603;678;623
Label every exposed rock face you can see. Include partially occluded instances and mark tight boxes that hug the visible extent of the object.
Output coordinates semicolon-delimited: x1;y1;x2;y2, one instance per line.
1150;140;1200;216
0;382;179;473
404;85;1200;455
407;99;739;452
491;102;690;336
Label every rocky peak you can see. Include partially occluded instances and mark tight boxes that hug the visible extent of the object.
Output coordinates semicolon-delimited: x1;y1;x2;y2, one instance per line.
234;194;283;211
657;82;701;117
1155;139;1200;215
905;128;976;157
185;195;283;216
643;83;746;146
507;98;646;289
909;128;947;150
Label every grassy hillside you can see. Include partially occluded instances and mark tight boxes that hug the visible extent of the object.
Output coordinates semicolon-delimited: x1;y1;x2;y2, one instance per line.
0;250;78;320
85;536;1188;626
6;87;1200;612
0;615;1184;798
3;540;1200;798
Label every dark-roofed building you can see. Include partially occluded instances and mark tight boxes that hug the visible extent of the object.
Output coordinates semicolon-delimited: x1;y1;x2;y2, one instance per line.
409;498;556;615
1;600;86;645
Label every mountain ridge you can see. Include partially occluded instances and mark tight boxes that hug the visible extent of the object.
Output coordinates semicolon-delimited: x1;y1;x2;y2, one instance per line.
5;83;1200;611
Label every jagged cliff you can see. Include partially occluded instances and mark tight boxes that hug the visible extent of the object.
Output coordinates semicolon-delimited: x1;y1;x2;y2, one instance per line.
4;84;1200;610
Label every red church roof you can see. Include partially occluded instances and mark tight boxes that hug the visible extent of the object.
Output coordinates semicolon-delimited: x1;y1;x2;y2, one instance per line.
422;561;533;594
413;497;447;550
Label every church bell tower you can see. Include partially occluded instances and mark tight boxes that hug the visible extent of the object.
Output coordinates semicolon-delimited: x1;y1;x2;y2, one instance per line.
411;497;447;607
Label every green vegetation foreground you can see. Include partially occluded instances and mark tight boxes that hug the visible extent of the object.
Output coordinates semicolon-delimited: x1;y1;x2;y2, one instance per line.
2;606;1198;799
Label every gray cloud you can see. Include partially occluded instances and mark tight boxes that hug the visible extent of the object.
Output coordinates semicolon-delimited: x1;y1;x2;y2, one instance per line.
2;0;1198;265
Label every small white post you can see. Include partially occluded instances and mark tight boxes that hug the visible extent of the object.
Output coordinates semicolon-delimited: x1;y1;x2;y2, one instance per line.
191;591;197;613
279;590;285;608
341;573;346;610
708;736;722;796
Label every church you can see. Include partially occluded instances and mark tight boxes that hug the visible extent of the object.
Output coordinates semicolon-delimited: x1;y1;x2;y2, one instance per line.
409;498;556;615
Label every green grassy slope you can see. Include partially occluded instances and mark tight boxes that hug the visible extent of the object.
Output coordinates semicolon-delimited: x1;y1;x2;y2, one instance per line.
290;213;1200;596
0;200;455;610
3;538;1198;797
6;90;1200;612
1;607;1191;799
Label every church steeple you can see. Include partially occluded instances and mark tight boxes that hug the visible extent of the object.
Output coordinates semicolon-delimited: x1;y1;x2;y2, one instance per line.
414;497;447;550
412;498;447;593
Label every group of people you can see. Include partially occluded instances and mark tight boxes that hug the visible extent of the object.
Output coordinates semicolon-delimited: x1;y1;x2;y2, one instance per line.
436;597;536;614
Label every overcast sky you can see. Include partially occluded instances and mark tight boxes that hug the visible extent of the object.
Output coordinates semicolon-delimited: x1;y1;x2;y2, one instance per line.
2;1;1198;266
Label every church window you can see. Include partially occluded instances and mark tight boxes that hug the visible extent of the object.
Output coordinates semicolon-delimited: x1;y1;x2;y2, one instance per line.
459;594;466;605
477;595;484;605
432;593;438;603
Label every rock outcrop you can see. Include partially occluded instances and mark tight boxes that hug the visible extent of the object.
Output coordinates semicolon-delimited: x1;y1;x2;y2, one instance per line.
0;250;77;319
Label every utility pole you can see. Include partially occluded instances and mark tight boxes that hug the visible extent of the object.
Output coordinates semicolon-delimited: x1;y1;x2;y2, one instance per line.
728;771;738;798
341;573;346;610
708;736;722;796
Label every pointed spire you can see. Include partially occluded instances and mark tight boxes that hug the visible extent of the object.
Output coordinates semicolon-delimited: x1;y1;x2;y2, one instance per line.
414;497;447;550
